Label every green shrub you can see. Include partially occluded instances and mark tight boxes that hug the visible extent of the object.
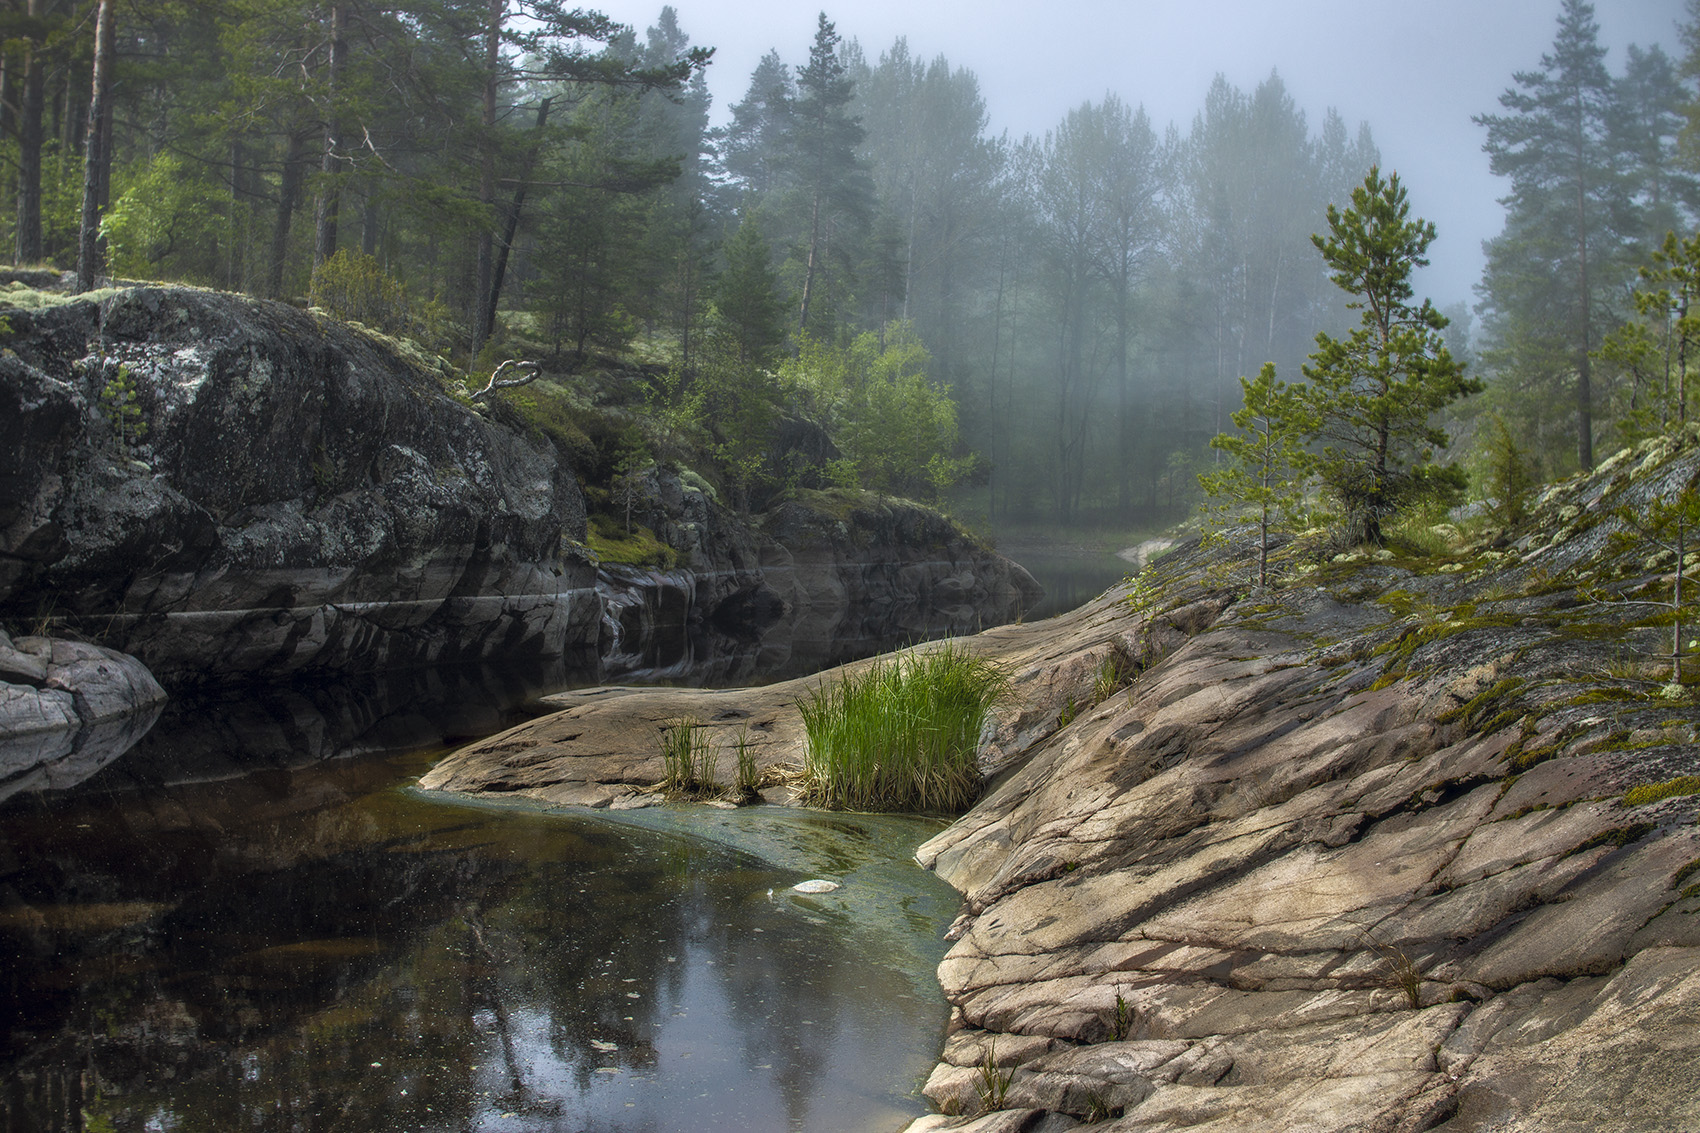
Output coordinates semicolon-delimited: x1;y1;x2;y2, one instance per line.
797;644;1006;813
310;249;449;347
99;365;146;456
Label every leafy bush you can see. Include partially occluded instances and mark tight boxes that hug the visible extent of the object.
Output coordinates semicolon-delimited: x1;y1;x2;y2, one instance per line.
310;249;449;347
797;644;1006;813
101;152;225;282
780;322;970;502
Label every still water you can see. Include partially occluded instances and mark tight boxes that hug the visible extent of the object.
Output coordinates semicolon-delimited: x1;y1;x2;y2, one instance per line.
0;542;1139;1132
0;673;960;1133
1003;546;1133;622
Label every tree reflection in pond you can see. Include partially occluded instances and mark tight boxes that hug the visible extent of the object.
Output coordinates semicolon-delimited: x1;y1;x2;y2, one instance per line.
0;748;957;1132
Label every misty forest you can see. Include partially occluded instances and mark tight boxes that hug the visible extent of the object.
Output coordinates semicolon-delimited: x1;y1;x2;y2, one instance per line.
4;0;1695;542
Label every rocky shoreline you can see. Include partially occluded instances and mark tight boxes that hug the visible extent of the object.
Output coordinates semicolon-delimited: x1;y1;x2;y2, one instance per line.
0;282;1036;796
422;428;1700;1133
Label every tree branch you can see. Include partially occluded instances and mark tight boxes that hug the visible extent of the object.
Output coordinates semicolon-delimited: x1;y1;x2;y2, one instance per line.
471;359;541;401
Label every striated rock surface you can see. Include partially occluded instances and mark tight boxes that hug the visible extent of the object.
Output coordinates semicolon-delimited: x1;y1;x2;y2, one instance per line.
907;430;1700;1133
424;428;1700;1132
419;579;1127;808
0;629;165;801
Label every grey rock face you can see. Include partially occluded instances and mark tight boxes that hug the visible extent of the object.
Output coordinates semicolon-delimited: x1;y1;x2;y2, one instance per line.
899;436;1700;1132
0;629;165;801
0;288;1035;692
0;287;600;682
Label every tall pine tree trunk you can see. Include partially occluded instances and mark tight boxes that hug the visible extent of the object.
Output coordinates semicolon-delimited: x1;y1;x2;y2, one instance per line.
477;95;550;353
470;0;502;360
268;129;312;298
798;188;822;332
14;0;43;266
312;2;348;272
75;0;114;292
1575;161;1594;470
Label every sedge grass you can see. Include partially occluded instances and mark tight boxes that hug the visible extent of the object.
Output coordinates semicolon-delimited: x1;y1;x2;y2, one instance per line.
659;717;718;797
796;644;1007;813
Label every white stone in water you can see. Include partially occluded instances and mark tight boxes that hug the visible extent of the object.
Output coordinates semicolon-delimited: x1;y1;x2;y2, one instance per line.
791;879;841;894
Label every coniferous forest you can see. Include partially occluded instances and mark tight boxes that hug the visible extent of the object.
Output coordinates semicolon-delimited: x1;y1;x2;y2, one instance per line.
4;0;1695;539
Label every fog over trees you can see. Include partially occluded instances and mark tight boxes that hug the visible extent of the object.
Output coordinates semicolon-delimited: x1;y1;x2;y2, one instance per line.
7;0;1695;532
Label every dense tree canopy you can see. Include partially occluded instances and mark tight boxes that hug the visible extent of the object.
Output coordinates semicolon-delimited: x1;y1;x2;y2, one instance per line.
6;1;1697;530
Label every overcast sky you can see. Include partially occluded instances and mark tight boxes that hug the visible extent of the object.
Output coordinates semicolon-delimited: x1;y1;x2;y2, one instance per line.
591;0;1687;309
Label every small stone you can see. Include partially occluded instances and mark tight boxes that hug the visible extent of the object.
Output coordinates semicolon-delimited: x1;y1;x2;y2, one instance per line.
791;879;841;893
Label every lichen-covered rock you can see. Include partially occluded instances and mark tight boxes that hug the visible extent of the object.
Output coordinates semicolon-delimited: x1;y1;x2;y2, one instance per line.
0;286;600;682
895;474;1700;1133
0;286;1038;691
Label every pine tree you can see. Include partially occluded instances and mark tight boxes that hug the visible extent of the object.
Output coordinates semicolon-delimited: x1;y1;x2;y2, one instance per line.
788;12;872;334
1301;167;1480;547
709;214;788;369
720;50;794;198
1475;0;1630;471
1199;363;1315;588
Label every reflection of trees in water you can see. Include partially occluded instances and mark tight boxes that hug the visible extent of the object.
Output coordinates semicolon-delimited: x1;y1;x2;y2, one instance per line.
1;753;948;1132
511;836;739;1088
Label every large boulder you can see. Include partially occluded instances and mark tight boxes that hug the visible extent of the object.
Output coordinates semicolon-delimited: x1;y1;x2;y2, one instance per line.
0;286;601;683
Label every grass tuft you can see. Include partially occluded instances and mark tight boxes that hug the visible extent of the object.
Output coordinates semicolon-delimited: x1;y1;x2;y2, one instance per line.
659;718;717;797
1093;650;1137;704
975;1037;1012;1113
796;644;1006;813
1112;992;1133;1040
731;727;761;801
1362;931;1423;1008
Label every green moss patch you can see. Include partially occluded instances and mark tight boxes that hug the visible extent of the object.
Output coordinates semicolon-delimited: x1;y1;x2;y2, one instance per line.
587;514;677;568
1623;775;1700;808
1437;677;1527;732
1567;822;1655;857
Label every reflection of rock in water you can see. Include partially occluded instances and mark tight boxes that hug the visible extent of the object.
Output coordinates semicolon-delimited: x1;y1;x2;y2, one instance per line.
56;654;601;794
0;698;163;804
0;634;168;804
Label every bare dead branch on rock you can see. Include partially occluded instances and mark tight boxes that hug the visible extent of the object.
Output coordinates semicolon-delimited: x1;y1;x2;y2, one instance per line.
471;359;541;402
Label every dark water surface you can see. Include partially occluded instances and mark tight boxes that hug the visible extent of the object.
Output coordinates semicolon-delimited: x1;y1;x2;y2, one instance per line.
0;742;958;1133
1003;546;1133;622
0;545;1137;1132
0;666;960;1133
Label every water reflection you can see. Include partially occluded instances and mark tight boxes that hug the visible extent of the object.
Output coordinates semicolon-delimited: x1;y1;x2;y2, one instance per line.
0;749;957;1132
1002;547;1132;622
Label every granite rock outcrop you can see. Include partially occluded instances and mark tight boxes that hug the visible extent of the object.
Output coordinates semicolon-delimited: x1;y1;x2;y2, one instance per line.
1;285;601;684
422;427;1700;1133
0;284;1037;694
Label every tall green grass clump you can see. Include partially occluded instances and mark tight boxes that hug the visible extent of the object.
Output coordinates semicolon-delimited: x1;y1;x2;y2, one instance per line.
660;717;717;796
797;644;1007;812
